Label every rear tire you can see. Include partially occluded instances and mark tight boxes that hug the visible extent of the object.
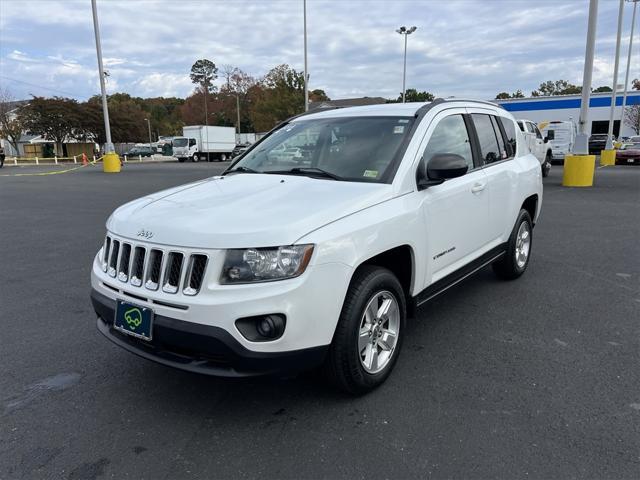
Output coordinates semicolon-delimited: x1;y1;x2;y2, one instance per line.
220;153;227;162
493;209;533;280
324;266;406;395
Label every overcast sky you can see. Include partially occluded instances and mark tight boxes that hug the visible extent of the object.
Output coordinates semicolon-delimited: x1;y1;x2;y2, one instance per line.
0;0;637;102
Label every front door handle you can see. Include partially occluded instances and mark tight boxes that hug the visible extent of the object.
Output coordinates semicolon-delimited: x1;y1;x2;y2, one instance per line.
471;182;486;194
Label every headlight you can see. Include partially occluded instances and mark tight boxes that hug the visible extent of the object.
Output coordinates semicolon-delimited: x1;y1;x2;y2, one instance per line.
220;245;314;284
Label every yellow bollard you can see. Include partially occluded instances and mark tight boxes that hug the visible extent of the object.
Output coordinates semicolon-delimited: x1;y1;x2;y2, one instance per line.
599;150;616;166
102;152;121;173
563;155;595;187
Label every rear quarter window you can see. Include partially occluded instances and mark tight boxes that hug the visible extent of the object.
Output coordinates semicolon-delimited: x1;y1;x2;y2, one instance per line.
498;117;517;158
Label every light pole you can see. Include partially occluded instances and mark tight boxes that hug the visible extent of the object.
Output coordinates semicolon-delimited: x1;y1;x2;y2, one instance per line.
91;0;119;172
144;118;152;152
396;26;417;103
621;0;638;132
303;0;309;111
563;0;598;187
605;0;625;150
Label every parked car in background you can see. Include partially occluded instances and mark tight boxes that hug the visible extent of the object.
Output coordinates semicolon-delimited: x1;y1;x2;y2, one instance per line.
615;142;640;165
91;98;542;394
231;144;250;158
541;121;577;164
588;134;614;155
123;146;154;158
517;119;551;177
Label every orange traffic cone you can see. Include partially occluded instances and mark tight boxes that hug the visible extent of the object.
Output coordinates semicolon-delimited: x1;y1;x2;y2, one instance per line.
82;153;88;166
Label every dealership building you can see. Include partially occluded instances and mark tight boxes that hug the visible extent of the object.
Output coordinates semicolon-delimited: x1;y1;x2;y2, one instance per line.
494;91;640;137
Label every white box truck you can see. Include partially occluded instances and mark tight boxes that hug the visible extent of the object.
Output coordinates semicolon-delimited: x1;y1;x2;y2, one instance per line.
172;125;236;162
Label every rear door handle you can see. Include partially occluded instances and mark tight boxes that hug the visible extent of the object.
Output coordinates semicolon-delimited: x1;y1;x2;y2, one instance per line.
471;183;486;194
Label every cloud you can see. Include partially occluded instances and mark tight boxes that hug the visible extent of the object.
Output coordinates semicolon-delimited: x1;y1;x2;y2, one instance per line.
0;0;634;101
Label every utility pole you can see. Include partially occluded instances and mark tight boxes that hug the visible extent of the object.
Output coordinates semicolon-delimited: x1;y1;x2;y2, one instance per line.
236;95;241;135
303;0;309;111
396;26;417;103
144;118;152;152
91;0;119;172
621;0;638;131
606;0;625;149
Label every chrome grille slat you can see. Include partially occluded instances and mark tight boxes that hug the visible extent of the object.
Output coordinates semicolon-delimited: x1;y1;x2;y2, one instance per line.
162;252;184;294
130;247;146;287
184;254;207;296
145;249;163;291
108;240;120;277
118;243;132;282
101;235;208;296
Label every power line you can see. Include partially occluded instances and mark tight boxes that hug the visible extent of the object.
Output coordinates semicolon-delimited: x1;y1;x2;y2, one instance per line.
0;75;90;99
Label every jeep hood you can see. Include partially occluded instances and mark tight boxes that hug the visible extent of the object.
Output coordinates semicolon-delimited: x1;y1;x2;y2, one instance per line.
107;174;393;248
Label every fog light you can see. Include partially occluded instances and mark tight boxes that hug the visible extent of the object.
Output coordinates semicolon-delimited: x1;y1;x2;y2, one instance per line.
235;314;286;341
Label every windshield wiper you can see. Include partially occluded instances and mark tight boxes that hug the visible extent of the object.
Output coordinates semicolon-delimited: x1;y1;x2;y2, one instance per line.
224;166;259;175
268;167;342;180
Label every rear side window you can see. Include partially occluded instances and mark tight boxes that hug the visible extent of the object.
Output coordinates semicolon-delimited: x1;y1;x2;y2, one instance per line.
471;114;502;164
422;114;474;170
498;117;517;157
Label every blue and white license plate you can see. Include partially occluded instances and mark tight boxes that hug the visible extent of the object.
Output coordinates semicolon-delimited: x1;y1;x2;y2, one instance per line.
114;300;153;341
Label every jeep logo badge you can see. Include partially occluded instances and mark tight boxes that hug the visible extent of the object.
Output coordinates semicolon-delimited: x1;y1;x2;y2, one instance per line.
137;229;154;239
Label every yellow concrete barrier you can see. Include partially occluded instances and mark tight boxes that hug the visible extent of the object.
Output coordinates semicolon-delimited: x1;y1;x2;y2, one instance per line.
562;155;595;187
600;150;616;166
103;152;121;173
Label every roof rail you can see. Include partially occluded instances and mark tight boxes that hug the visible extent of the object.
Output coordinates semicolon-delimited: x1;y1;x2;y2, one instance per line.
434;97;504;109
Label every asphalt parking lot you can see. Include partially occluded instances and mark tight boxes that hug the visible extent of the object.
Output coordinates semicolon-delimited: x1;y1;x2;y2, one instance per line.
1;161;639;479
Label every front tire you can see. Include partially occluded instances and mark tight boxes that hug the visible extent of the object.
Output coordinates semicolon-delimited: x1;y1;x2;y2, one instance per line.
493;209;533;280
192;153;200;162
324;266;406;395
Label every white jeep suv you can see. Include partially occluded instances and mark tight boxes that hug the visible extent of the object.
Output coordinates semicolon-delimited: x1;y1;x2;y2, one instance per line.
91;99;542;394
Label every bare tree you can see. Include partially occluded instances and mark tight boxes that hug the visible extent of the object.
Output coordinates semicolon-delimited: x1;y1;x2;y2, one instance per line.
624;105;640;134
0;88;25;155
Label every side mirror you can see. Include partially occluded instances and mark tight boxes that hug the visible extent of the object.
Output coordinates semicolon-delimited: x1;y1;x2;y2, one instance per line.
417;153;468;190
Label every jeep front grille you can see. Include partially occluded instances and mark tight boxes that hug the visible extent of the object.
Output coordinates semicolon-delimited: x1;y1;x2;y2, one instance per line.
101;235;208;296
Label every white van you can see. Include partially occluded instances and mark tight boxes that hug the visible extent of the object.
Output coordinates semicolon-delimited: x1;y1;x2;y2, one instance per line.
541;121;577;164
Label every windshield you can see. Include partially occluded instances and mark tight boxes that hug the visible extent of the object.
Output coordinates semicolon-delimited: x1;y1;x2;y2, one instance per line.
230;116;414;182
621;143;640;150
173;138;188;147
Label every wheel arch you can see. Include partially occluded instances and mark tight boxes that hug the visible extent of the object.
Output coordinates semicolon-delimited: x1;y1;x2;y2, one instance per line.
521;194;538;225
352;245;415;301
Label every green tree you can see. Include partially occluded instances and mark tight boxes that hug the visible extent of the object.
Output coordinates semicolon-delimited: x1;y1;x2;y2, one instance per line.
632;78;640;90
495;90;525;100
396;89;434;102
190;59;218;127
593;86;613;93
249;64;305;131
624;105;640;134
80;94;148;143
20;96;82;155
0;88;25;155
309;89;330;102
532;80;581;96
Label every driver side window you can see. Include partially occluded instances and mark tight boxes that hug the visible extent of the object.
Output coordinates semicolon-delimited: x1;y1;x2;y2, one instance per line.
422;115;474;170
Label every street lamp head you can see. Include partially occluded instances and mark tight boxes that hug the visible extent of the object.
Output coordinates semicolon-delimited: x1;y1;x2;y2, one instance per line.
408;26;417;34
396;26;406;34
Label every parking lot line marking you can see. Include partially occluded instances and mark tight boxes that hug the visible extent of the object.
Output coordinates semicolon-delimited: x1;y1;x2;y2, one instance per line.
0;160;101;177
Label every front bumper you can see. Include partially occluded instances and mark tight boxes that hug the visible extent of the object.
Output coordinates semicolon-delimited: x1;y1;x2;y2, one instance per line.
91;289;328;377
